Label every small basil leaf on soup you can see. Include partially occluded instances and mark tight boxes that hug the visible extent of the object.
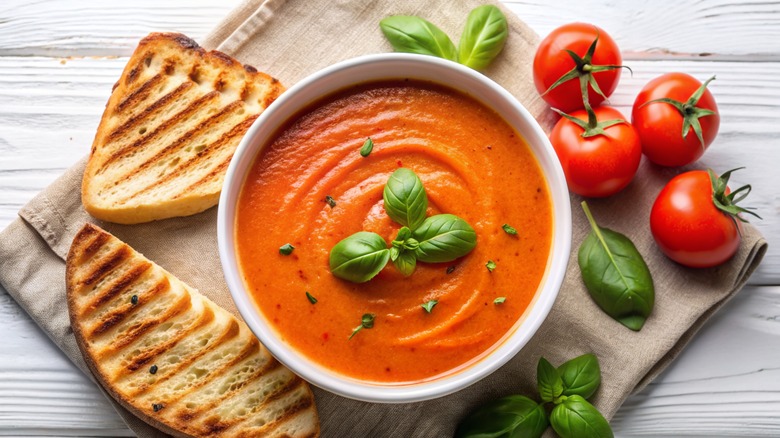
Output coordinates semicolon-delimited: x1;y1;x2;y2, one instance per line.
537;357;564;403
558;353;601;399
360;137;374;157
578;201;655;331
493;296;506;305
393;251;417;277
458;5;508;71
550;395;613;438
502;223;518;235
455;395;548;438
329;232;390;283
486;260;497;272
421;300;438;313
383;168;428;230
349;313;376;340
380;15;459;62
279;243;295;255
412;214;477;263
305;291;317;304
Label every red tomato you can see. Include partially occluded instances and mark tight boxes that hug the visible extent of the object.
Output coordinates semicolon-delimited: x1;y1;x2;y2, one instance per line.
550;106;641;198
632;73;720;167
533;23;623;112
650;170;739;268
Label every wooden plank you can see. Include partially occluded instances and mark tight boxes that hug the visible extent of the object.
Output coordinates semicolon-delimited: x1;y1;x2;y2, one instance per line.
1;1;779;58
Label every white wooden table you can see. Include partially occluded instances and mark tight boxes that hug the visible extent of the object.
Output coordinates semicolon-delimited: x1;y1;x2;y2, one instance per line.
1;1;778;436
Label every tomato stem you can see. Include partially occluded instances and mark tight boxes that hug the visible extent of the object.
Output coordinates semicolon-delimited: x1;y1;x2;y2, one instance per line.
708;167;761;224
541;32;630;106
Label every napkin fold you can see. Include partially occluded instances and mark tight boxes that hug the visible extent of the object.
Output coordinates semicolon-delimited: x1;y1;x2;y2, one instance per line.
0;0;767;437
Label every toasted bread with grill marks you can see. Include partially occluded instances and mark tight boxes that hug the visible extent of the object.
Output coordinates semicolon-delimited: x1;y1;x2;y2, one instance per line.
66;223;319;438
82;33;284;224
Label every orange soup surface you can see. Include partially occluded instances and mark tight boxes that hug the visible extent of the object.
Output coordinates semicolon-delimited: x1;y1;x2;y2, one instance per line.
236;81;552;383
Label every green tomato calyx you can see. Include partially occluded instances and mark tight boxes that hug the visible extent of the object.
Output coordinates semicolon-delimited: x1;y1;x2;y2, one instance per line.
708;167;761;224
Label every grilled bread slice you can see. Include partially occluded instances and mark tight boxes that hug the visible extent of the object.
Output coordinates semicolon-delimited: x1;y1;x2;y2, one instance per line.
82;33;284;224
66;223;319;438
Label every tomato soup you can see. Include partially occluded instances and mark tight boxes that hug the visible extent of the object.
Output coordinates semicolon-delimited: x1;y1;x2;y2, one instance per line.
235;81;552;383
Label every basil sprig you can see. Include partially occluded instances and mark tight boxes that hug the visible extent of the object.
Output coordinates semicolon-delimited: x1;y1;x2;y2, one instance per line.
380;5;508;71
456;354;612;438
455;395;548;438
413;214;476;263
379;15;458;62
383;168;429;230
458;5;508;70
329;168;476;282
578;201;655;331
329;232;391;283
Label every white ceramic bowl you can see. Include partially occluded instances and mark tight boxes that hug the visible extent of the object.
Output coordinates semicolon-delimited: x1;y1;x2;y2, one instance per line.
218;53;571;403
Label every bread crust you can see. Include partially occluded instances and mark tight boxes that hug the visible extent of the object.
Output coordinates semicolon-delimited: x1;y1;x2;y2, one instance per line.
66;223;320;437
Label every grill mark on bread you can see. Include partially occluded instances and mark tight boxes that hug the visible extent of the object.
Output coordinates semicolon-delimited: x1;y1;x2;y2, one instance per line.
212;378;307;436
80;261;152;317
115;73;165;114
125;318;240;397
100;90;220;172
110;100;246;200
122;114;257;203
133;325;254;401
124;304;215;373
80;246;131;288
81;231;110;259
105;80;197;150
87;276;172;338
235;388;315;438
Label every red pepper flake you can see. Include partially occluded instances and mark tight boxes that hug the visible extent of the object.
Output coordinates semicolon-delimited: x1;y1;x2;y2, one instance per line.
322;332;329;341
396;160;403;167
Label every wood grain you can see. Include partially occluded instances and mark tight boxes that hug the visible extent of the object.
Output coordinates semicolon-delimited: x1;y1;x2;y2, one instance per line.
0;1;778;437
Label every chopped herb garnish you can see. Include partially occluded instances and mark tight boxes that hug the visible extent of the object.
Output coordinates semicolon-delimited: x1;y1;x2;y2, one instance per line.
325;195;337;208
360;137;374;157
306;291;318;304
130;295;138;305
152;403;164;412
279;243;295;255
349;313;376;339
494;297;506;304
502;224;518;235
446;265;456;274
421;300;438;313
149;364;158;374
486;260;497;272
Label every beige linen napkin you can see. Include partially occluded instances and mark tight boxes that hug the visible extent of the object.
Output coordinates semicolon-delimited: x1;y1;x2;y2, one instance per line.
0;0;768;437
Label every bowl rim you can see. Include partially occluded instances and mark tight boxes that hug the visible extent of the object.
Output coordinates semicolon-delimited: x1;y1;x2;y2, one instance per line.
217;52;571;403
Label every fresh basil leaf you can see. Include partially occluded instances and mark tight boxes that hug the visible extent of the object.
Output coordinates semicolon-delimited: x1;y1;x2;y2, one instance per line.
421;300;438;313
550;395;613;438
558;353;601;399
360;137;374;157
380;15;458;62
537;357;564;403
279;243;295;255
305;291;318;304
349;313;376;340
329;232;390;283
383;168;428;230
493;296;506;305
578;202;655;331
394;251;417;277
455;395;548;438
485;260;496;272
501;223;518;235
413;214;477;263
389;246;400;262
458;5;508;71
